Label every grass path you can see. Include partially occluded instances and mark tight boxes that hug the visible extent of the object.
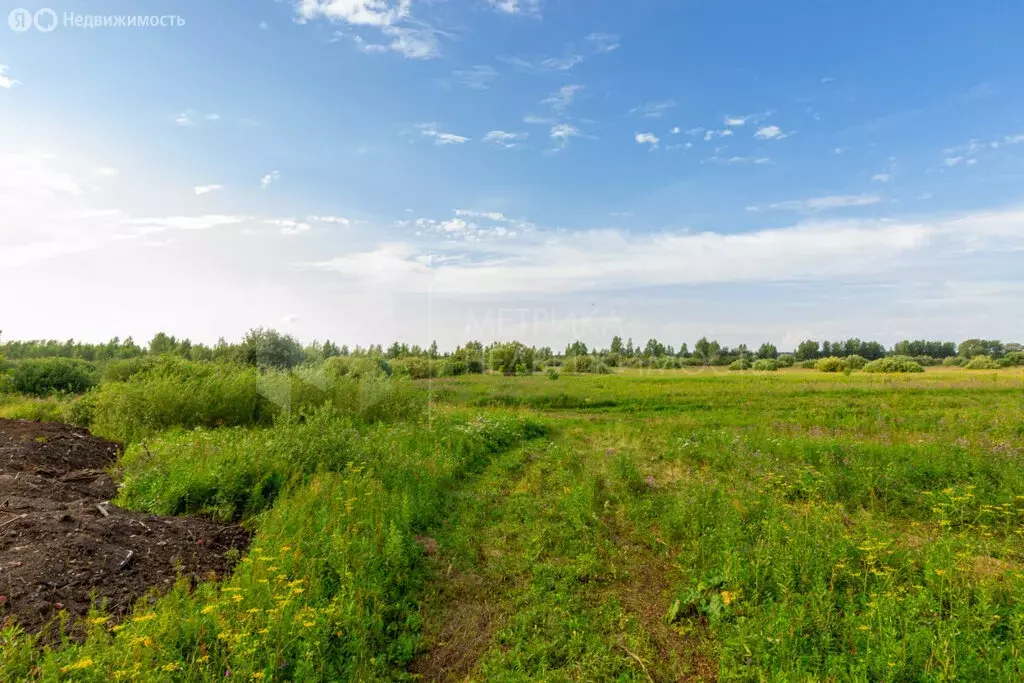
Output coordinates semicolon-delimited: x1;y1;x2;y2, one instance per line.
407;419;716;682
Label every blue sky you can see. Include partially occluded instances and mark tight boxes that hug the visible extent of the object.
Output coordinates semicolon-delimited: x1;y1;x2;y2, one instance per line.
2;0;1023;350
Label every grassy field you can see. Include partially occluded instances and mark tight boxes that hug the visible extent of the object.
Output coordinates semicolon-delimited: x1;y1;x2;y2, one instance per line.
3;367;1024;681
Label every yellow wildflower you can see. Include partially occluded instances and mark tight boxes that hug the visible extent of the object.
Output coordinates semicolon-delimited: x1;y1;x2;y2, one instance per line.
60;658;94;673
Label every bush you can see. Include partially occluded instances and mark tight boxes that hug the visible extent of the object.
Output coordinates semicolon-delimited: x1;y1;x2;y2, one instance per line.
490;342;535;375
862;356;925;373
439;359;468;377
965;355;1000;370
323;356;391;380
679;357;703;367
564;355;610;374
10;358;98;396
547;368;560;380
1001;351;1024;367
729;359;751;371
239;328;305;369
776;354;795;368
389;357;437;380
816;357;847;373
101;356;156;383
844;355;867;370
752;359;778;371
798;360;817;369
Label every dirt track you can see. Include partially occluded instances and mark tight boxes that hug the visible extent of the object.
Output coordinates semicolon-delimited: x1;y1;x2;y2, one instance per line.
0;418;250;638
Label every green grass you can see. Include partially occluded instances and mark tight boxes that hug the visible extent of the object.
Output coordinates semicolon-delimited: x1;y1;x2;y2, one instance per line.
3;366;1024;680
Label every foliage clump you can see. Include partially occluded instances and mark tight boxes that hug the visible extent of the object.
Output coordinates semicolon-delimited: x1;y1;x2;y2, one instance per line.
862;355;925;373
10;358;98;396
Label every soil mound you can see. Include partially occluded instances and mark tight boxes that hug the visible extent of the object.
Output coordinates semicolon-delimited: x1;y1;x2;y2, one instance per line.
0;418;250;638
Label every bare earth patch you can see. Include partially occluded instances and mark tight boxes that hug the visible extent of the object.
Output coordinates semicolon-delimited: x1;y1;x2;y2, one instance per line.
0;418;250;639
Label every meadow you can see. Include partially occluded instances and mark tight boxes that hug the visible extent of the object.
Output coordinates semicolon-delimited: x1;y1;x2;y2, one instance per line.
2;363;1024;681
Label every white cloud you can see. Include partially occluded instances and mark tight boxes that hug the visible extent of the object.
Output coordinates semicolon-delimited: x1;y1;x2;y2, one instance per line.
586;33;620;53
0;65;20;89
762;194;882;213
630;100;676;119
482;130;528;148
378;25;440;59
542;84;583;113
944;156;964;167
833;146;850;155
174;109;219;127
872;172;892;184
194;185;224;195
755;125;790;140
724;116;748;126
299;218;942;296
416;123;470;145
550;123;582;149
450;65;497;90
1006;134;1024;145
264;218;311;235
488;0;541;15
523;115;557;126
261;170;281;189
635;132;659;149
498;54;583;72
670;127;681;135
93;167;119;178
295;0;412;27
259;21;269;30
308;215;352;224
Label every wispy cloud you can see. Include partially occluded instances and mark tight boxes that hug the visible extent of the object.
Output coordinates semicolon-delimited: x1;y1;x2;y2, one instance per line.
260;171;281;189
754;125;791;140
542;84;583;114
634;132;660;149
754;194;883;213
498;53;584;73
416;123;470;145
264;218;311;235
483;130;528;148
295;0;412;27
550;123;582;150
630;100;676;119
586;33;620;53
488;0;541;16
0;65;20;89
194;185;224;195
308;215;352;225
174;109;220;127
450;65;498;90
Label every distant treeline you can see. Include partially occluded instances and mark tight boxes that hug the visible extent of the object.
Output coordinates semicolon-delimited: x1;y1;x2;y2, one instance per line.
1;329;1020;372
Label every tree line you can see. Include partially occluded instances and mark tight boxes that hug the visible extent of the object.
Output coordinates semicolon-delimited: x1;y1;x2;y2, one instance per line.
2;329;1020;374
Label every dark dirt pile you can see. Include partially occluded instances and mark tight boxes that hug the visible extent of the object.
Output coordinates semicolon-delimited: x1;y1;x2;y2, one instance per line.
0;418;250;638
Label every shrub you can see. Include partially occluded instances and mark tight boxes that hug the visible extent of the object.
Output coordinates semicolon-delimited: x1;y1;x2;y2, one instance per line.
752;359;778;371
816;357;847;373
679;357;703;367
323;356;391;380
798;360;817;369
439;359;468;377
728;359;751;371
564;355;601;373
776;354;795;368
862;356;925;373
965;355;1000;370
547;368;560;380
10;358;99;396
390;358;437;380
101;356;156;382
490;342;535;376
844;354;867;370
1001;351;1024;367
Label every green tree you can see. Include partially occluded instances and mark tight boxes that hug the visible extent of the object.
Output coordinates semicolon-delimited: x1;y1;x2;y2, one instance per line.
795;340;821;361
757;343;778;359
239;328;305;369
693;337;722;366
610;336;623;355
